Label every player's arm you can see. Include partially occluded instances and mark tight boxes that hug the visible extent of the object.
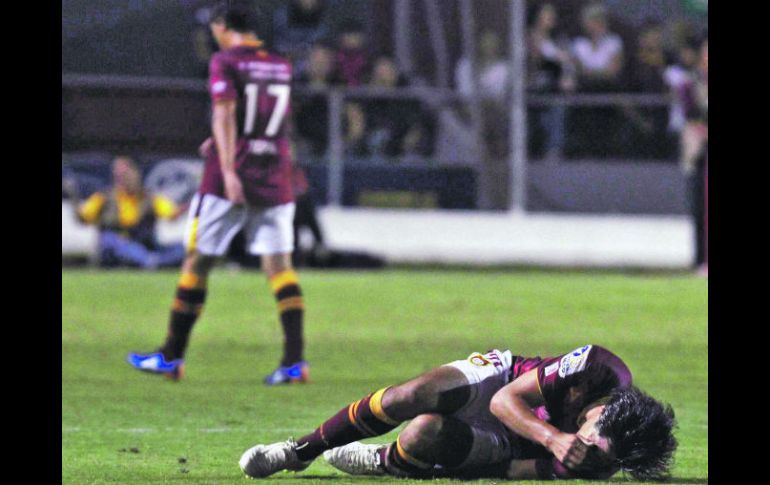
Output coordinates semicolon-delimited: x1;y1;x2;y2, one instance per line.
74;192;106;225
211;99;245;204
489;369;588;470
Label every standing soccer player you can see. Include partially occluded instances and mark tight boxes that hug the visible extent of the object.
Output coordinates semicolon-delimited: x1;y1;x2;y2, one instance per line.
127;2;309;385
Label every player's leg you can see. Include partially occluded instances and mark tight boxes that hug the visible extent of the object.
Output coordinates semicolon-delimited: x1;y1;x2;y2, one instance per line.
243;202;309;385
296;349;510;456
127;193;245;379
239;364;474;478
381;414;477;477
325;413;512;478
325;350;515;478
261;252;307;383
156;251;216;362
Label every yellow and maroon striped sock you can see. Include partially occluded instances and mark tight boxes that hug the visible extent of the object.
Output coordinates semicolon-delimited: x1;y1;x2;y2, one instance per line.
160;272;206;360
269;270;305;366
382;437;434;478
295;387;400;461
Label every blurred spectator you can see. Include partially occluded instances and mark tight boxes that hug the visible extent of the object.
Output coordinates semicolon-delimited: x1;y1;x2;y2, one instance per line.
361;56;435;159
290;165;327;266
566;4;624;158
571;4;624;92
294;44;336;157
626;22;666;93
273;0;332;75
190;5;218;78
64;156;186;269
679;37;708;273
343;101;368;157
456;30;511;102
334;19;370;87
527;3;575;160
455;29;511;208
619;21;673;158
663;36;700;134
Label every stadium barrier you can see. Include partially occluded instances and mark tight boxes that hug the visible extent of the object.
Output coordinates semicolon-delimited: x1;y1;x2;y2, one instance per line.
62;200;692;268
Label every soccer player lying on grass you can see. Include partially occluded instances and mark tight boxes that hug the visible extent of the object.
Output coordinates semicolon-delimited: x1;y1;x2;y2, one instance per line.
239;345;677;481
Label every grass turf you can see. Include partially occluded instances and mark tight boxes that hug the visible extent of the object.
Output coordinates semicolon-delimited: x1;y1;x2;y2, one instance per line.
62;268;707;484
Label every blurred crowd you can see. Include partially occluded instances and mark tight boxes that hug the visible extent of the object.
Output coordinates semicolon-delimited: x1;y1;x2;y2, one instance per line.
182;0;707;164
223;0;705;164
523;2;707;161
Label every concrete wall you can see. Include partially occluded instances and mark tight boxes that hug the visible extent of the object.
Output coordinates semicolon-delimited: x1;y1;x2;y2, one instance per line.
63;202;693;268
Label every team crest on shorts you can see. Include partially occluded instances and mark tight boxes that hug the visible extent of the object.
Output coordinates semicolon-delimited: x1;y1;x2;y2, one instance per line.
469;353;491;367
558;345;592;378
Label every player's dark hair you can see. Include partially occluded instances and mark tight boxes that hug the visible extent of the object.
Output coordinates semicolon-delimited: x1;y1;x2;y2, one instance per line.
209;1;259;33
597;386;677;481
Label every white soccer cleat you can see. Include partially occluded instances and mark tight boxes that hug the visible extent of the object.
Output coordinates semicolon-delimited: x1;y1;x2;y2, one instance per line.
239;438;312;478
323;442;387;476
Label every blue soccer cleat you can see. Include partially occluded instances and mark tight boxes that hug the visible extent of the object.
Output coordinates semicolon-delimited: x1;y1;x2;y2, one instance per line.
127;351;185;381
264;361;310;385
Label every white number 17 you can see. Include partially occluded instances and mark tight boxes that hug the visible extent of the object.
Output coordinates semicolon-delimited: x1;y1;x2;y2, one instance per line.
243;83;290;137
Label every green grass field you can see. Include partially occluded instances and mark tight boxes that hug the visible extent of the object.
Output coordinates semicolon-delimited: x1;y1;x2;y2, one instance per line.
62;268;707;484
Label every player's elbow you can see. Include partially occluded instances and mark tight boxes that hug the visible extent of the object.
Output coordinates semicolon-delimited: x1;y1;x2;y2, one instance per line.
489;390;508;420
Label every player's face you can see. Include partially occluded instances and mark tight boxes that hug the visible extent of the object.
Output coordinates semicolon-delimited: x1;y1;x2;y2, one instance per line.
576;405;612;455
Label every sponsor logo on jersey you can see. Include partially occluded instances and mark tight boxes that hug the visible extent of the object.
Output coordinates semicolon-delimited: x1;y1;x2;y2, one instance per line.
469;353;491;367
544;362;559;377
558;345;592;378
248;139;278;155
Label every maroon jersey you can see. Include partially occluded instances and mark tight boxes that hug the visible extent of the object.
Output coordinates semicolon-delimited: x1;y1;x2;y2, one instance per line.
510;345;632;479
200;44;295;207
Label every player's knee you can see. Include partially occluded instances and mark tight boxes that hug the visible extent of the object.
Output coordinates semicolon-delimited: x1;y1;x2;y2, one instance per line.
184;252;215;276
399;414;445;450
261;253;292;277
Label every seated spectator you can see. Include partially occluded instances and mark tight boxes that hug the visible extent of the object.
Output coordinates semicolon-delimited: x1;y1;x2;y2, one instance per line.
294;44;336;157
571;3;624;92
334;19;370;87
66;156;186;269
273;0;332;75
527;3;575;160
362;56;435;159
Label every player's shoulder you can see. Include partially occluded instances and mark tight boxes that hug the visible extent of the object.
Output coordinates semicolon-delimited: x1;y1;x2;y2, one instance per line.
556;344;630;377
209;49;231;70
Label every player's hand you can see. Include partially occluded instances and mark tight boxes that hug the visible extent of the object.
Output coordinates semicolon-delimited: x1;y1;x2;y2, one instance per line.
547;432;590;471
223;171;246;205
198;137;214;157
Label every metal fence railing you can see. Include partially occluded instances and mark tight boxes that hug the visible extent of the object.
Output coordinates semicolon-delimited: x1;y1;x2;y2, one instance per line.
62;73;674;209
